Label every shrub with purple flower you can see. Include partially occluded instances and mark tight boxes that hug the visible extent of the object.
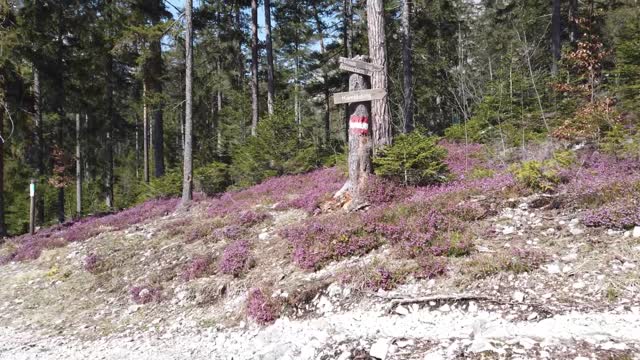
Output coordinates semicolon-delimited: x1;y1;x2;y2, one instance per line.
130;285;162;304
181;255;214;281
218;240;252;276
246;288;278;325
83;253;101;274
582;200;640;229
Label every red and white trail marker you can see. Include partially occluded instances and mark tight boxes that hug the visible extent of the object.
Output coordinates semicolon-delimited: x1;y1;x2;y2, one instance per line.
349;116;369;135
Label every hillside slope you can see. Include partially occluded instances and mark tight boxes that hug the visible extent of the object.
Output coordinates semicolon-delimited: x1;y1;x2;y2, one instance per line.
1;144;640;360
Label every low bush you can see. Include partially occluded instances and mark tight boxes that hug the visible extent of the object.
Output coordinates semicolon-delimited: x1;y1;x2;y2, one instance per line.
218;240;252;276
582;200;640;229
181;255;214;281
246;288;278;325
373;132;449;186
130;285;163;304
83;253;102;274
194;162;231;196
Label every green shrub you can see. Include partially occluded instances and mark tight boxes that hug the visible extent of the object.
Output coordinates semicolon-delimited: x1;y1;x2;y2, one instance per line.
444;118;489;143
135;170;183;202
512;160;559;192
194;162;231;196
230;109;327;187
373;132;449;186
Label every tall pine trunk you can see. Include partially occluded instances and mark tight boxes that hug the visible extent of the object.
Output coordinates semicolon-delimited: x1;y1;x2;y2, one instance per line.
182;0;194;204
0;105;6;238
401;0;414;133
366;0;392;152
250;0;259;136
148;0;164;177
105;53;114;209
55;3;66;224
569;0;578;44
265;0;275;116
32;66;45;224
551;0;562;76
343;0;353;142
312;1;331;145
76;113;82;217
143;82;150;183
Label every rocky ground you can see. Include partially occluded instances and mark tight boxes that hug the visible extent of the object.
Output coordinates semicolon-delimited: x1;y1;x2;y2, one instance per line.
1;191;640;359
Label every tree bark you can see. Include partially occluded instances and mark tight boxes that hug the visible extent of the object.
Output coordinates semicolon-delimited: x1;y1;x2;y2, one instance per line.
265;0;275;116
55;3;65;224
551;0;562;76
401;0;414;133
343;0;353;142
569;0;578;44
76;113;82;217
347;61;373;209
182;0;194;205
0;106;6;238
143;82;150;183
32;66;45;224
312;1;330;144
105;55;114;209
147;0;164;177
250;0;259;136
366;0;392;152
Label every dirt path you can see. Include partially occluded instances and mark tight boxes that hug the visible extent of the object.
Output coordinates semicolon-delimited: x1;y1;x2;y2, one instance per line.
2;304;639;360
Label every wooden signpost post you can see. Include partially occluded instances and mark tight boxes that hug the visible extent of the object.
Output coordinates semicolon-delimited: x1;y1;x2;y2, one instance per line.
333;55;384;209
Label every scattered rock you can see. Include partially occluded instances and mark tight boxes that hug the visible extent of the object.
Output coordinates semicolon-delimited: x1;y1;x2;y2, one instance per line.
370;338;391;360
633;226;640;238
513;291;525;303
572;281;586;290
395;305;409;316
544;264;561;274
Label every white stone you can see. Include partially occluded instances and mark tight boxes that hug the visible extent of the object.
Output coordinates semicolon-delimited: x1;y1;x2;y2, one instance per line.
569;227;585;236
562;265;573;273
337;351;351;360
438;304;451;312
512;291;525;303
633;226;640;238
561;253;578;262
395;305;409;316
545;264;561;274
623;262;636;270
572;281;586;290
370;339;391;360
527;312;538;321
258;232;270;241
502;226;516;235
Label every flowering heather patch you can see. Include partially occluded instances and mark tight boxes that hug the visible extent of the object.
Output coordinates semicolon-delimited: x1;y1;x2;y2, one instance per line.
440;141;489;179
181;255;214;281
237;210;271;227
218;240;252;276
83;253;101;273
130;285;162;304
0;198;180;265
280;213;382;270
361;176;408;205
365;267;395;291
559;152;640;206
411;174;516;203
207;168;345;218
246;288;278;325
415;256;448;279
582;200;640;229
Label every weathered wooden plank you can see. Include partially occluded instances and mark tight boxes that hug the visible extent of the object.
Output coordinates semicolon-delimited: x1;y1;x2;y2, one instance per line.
339;57;383;74
332;88;386;105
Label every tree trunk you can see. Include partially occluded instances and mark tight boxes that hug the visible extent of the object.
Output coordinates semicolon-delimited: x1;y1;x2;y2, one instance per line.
0;106;6;238
347;61;373;209
75;114;82;217
366;0;392;152
182;0;194;205
55;3;65;224
401;0;414;133
343;0;353;142
312;1;330;144
105;57;114;210
265;0;275;116
143;82;150;183
551;0;562;76
216;69;223;156
569;0;578;44
235;0;244;88
250;0;259;136
147;0;164;177
32;66;45;225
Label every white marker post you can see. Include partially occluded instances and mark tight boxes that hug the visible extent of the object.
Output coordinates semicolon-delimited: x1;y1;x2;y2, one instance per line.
29;179;36;235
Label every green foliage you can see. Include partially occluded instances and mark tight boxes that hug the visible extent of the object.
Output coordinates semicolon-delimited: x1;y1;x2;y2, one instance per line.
373;132;448;186
444;118;488;143
135;170;183;202
194;162;231;196
511;151;574;192
230;109;327;188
